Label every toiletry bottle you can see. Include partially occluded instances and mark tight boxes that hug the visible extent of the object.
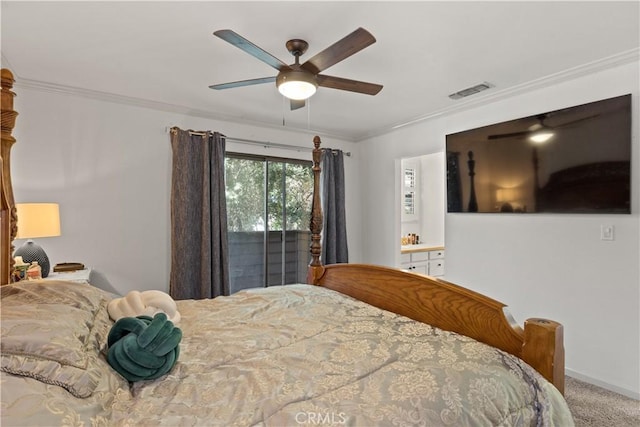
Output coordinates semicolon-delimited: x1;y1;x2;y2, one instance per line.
27;262;42;280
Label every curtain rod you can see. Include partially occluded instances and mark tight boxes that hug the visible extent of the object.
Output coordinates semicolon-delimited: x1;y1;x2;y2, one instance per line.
167;127;351;157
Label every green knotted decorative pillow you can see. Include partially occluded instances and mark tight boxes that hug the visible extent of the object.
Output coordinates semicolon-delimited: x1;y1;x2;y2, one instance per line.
107;312;182;382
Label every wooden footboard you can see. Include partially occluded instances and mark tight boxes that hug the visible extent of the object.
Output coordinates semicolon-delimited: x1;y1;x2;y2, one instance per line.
309;263;564;394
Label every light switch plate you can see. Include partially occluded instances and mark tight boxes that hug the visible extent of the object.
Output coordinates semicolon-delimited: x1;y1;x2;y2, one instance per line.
601;225;614;241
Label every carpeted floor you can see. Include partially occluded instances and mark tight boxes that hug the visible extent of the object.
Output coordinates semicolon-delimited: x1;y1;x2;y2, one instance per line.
564;376;640;426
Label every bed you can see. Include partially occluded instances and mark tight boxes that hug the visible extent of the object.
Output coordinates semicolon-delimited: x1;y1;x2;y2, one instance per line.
1;68;573;426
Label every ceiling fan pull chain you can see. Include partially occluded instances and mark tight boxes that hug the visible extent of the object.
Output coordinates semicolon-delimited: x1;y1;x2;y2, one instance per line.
282;95;286;127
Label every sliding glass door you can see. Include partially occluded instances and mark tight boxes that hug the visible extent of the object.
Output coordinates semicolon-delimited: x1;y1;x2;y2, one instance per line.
225;154;312;294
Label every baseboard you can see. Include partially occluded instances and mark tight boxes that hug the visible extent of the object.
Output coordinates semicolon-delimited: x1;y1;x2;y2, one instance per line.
566;368;640;400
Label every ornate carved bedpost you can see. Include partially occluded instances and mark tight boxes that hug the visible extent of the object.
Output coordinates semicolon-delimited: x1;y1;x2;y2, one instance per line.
1;69;18;284
307;135;325;284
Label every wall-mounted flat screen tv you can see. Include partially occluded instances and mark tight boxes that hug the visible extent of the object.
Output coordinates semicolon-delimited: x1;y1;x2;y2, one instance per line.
446;94;631;214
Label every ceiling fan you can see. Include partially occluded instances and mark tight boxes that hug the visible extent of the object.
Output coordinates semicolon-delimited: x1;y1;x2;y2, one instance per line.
488;114;555;143
209;28;383;110
487;113;598;143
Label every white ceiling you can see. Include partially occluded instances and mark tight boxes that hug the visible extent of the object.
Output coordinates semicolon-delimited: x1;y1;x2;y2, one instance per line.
2;1;639;141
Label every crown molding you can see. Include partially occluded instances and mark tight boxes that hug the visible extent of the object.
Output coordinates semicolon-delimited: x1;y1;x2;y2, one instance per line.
11;47;639;143
13;77;352;142
356;47;640;141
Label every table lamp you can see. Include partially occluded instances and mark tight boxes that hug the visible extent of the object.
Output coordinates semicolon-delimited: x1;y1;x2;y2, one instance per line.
14;203;61;278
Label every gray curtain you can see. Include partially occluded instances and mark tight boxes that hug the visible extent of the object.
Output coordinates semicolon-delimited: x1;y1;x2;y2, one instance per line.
169;128;229;299
321;148;348;264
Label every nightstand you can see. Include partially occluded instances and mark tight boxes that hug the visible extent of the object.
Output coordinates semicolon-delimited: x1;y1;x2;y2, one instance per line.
45;268;92;284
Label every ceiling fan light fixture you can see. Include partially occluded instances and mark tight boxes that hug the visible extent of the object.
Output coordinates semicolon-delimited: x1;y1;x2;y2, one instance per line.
529;130;554;144
277;70;318;100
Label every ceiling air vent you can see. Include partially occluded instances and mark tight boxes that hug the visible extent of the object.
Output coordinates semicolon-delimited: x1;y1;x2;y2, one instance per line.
448;82;494;100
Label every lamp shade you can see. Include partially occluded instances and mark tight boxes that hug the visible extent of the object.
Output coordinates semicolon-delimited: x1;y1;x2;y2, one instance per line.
14;203;61;278
15;203;61;239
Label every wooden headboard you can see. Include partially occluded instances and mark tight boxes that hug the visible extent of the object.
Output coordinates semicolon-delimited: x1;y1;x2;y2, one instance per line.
537;161;631;213
1;69;18;285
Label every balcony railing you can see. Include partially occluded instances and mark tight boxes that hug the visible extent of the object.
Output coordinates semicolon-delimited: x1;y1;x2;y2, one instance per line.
228;230;311;294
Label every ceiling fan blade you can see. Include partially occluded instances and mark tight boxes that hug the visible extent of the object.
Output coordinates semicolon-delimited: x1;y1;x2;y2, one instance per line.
214;29;289;71
209;76;276;90
488;113;601;140
300;27;376;74
487;131;530;140
554;113;600;128
317;74;383;95
290;99;305;110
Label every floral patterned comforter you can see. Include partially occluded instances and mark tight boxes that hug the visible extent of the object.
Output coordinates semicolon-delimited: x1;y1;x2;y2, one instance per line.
1;283;574;426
